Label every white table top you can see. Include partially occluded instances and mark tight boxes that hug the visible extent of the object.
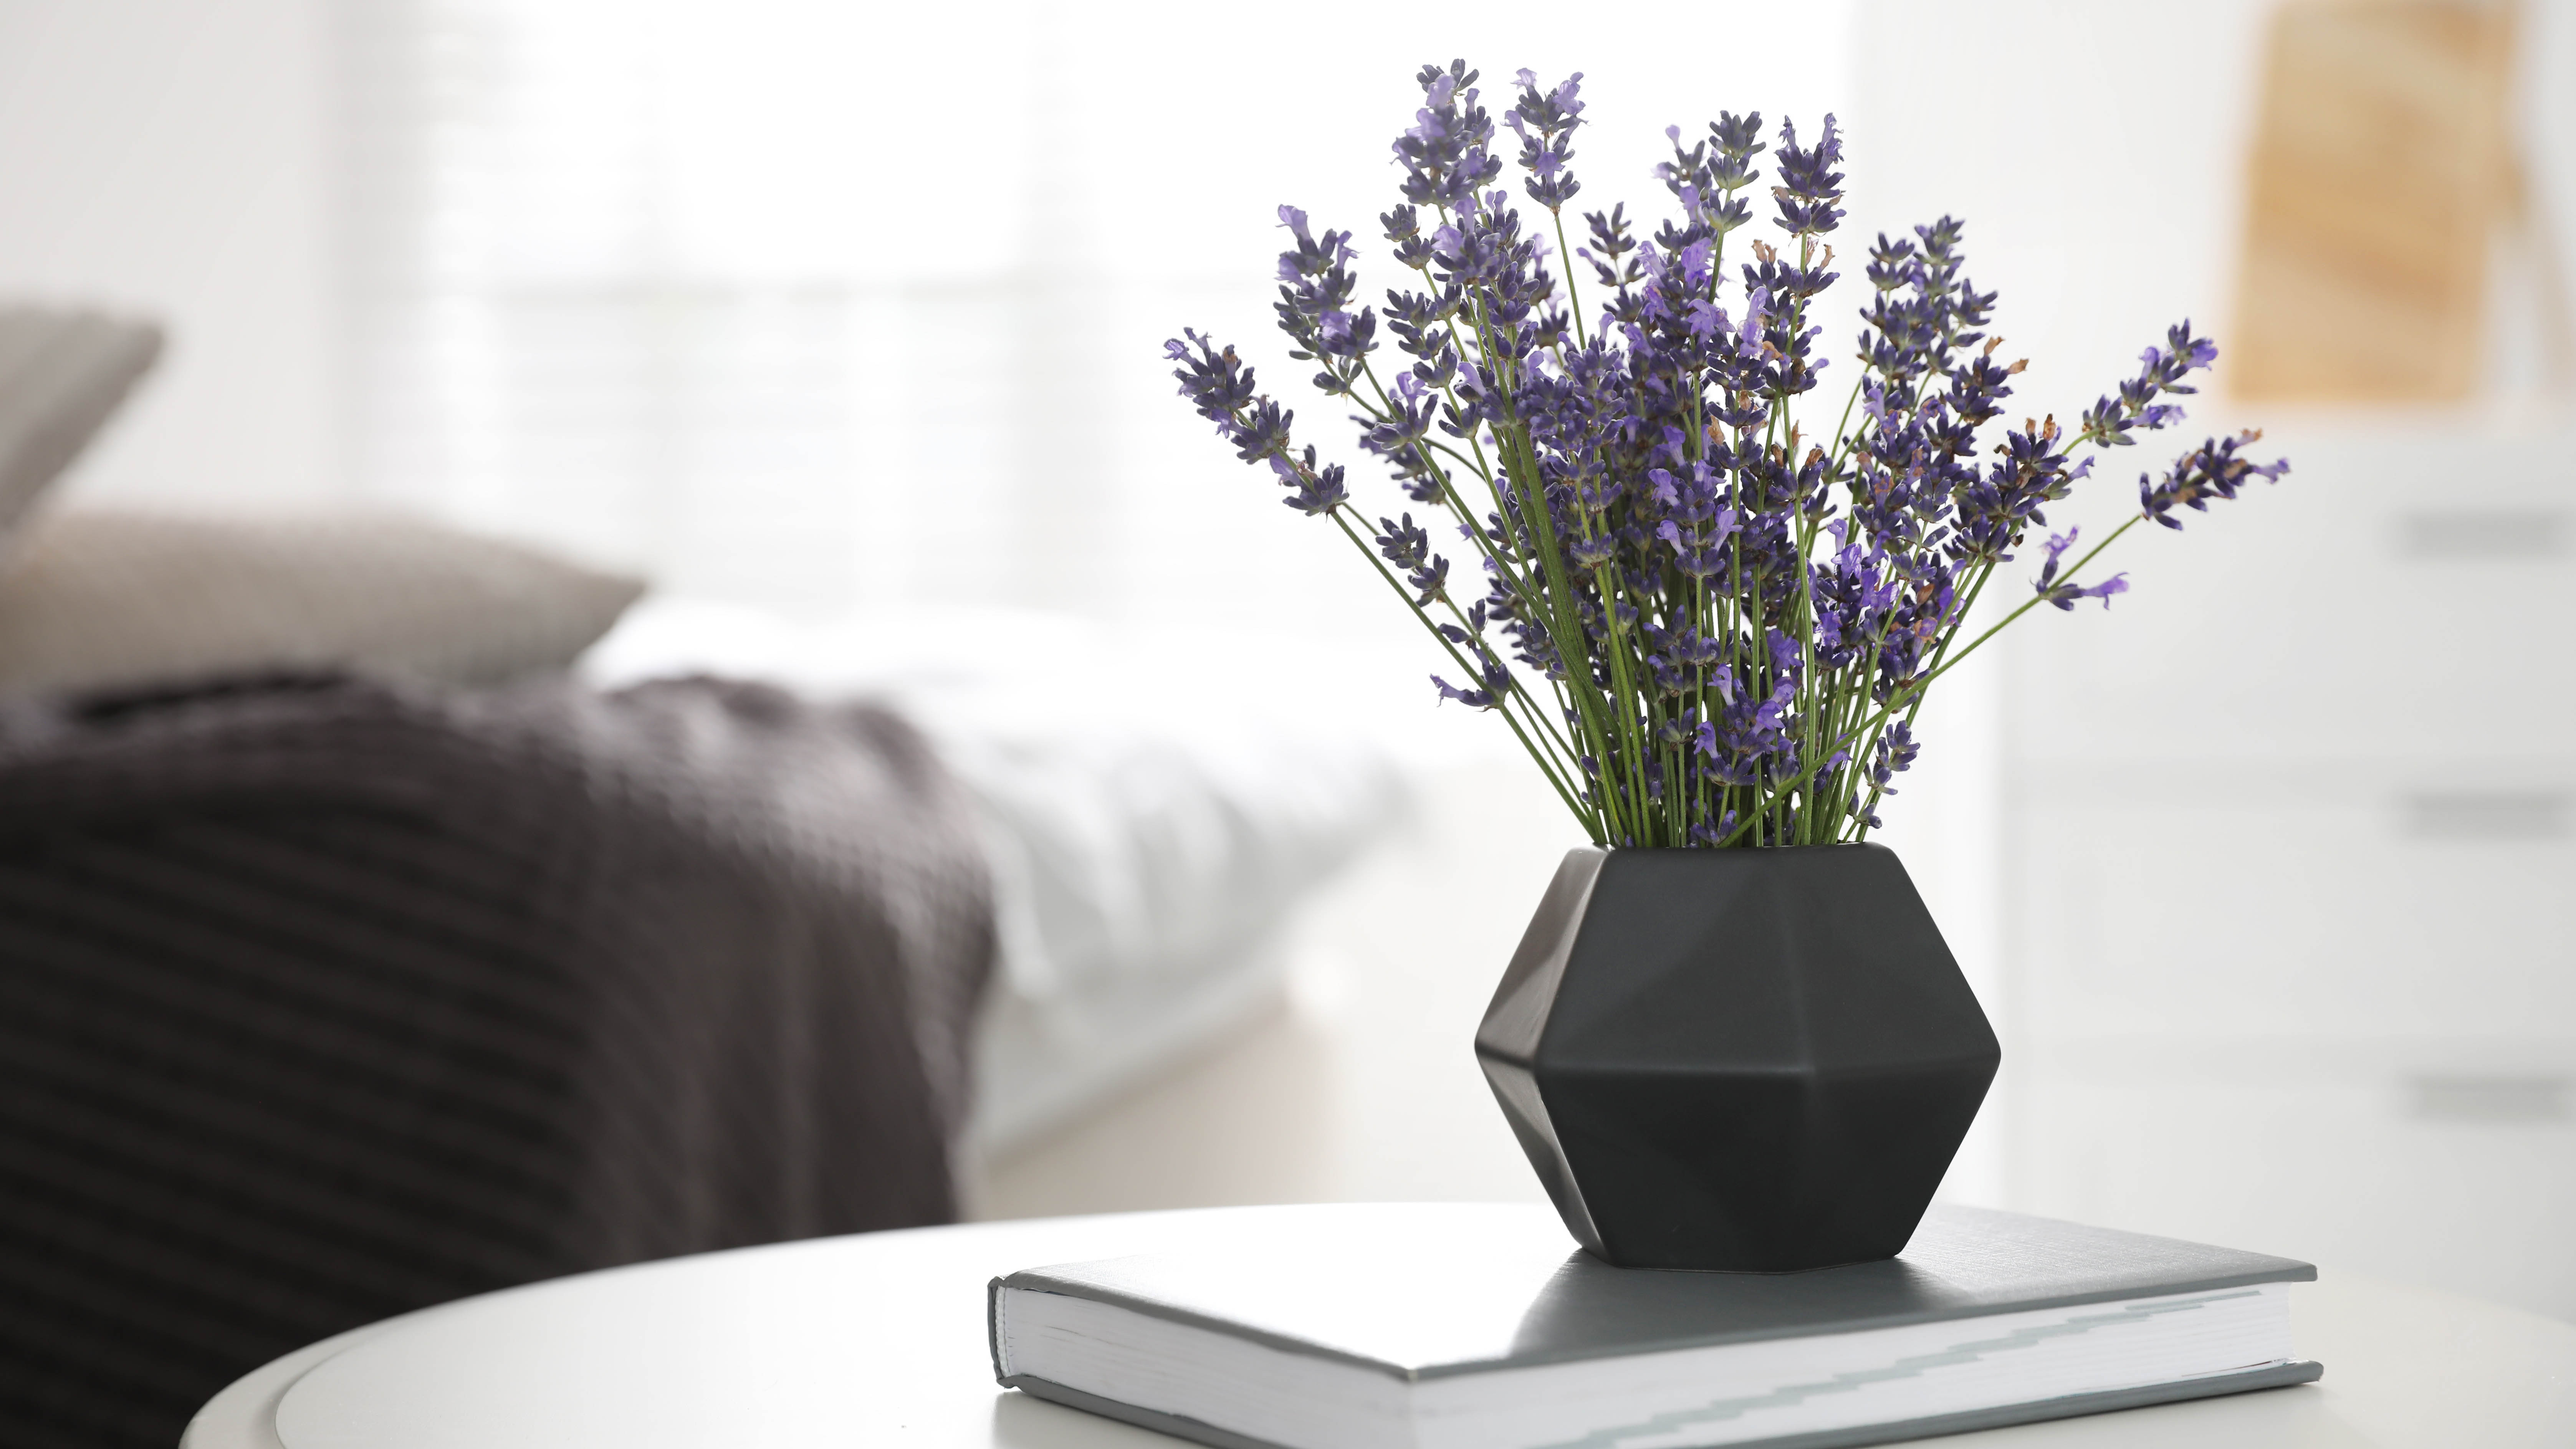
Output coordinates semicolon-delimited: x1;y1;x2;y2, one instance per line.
186;1203;2576;1449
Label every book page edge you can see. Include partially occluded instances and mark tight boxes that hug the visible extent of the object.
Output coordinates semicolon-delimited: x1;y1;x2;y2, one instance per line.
1000;1360;2325;1449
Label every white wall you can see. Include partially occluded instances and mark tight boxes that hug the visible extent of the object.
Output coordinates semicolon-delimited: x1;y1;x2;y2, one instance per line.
0;0;342;505
1854;0;2576;1322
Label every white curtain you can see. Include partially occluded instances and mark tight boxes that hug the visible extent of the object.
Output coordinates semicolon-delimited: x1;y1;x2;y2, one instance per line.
342;0;1854;625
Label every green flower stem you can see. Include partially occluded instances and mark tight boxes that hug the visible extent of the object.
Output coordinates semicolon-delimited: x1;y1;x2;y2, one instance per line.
1693;571;1712;839
1319;417;1588;781
1784;237;1834;845
1499;421;1637;843
1342;356;1593;779
1208;384;1592;811
1458;285;1638;845
1381;258;1630;841
1849;561;1994;842
1924;512;2142;687
1566;508;1654;830
1326;506;1597;834
1410;208;1505;490
1720;509;2151;847
1549;208;1587;339
1820;373;1868;476
1351;357;1556;635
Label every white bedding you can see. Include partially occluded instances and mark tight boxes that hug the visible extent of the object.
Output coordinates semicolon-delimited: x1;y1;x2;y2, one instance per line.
580;597;1410;1151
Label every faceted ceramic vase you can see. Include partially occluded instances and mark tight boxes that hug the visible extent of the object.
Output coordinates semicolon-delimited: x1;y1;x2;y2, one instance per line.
1476;844;1999;1272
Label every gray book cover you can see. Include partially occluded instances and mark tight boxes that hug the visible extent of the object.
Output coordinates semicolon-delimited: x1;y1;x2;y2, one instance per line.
994;1201;2318;1378
989;1202;2321;1449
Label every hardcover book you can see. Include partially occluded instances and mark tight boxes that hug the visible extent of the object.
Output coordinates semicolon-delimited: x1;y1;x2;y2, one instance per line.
988;1201;2320;1449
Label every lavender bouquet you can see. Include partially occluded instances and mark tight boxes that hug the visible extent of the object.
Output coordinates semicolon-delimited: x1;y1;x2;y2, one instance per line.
1168;63;2286;849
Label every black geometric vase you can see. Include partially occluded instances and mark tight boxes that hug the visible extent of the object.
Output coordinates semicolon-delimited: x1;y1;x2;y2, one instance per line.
1476;844;1999;1272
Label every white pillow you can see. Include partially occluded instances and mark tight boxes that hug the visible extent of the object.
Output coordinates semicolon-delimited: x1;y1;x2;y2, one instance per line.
0;504;646;695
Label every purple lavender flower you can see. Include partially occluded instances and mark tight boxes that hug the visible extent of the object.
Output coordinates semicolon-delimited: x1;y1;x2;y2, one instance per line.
1393;61;1503;212
2142;428;2290;528
2030;528;2130;609
1432;649;1513;709
1168;62;2292;849
1770;116;1845;237
1509;69;1585;212
1375;511;1452;602
1270;447;1349;515
2080;321;2215;448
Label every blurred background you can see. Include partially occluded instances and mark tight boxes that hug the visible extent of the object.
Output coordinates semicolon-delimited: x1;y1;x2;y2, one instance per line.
2;0;2568;1332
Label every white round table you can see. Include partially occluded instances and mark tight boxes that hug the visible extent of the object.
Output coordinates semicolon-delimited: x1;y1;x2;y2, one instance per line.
186;1204;2576;1449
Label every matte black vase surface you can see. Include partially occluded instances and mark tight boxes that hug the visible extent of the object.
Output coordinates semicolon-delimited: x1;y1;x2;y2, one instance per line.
1476;844;1999;1272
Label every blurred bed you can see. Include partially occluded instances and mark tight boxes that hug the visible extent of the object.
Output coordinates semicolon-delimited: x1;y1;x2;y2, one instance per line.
0;308;1404;1449
580;596;1407;1157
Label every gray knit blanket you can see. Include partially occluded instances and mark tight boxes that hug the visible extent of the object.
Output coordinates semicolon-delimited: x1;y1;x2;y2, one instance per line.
0;673;994;1449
